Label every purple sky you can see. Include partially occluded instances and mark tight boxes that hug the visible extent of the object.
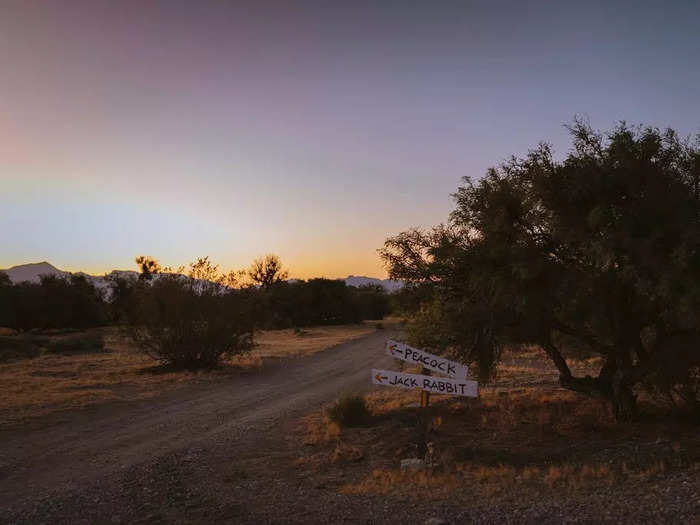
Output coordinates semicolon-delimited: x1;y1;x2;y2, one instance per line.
2;1;700;278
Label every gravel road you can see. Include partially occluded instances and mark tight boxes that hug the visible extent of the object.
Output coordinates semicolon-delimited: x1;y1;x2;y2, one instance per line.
0;329;402;523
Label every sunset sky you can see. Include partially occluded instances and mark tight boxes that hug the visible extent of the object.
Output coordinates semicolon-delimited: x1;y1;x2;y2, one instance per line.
2;1;700;278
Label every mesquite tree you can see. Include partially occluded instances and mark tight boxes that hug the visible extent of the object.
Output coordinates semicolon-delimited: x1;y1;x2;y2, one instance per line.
381;121;700;420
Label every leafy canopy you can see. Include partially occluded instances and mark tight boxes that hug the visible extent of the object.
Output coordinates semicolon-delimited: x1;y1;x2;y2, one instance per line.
382;120;700;419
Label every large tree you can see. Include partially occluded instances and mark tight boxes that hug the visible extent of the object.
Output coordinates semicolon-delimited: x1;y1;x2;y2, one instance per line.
381;121;700;420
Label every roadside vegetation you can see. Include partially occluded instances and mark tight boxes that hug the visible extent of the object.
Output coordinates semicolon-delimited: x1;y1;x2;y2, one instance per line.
0;253;394;425
295;350;699;510
0;254;392;371
286;120;700;513
382;120;700;421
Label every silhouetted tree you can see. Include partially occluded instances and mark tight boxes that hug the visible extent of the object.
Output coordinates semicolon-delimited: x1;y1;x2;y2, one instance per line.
188;256;220;282
5;274;106;330
248;254;288;288
353;284;391;320
382;120;700;420
135;255;161;281
0;272;14;328
106;272;143;324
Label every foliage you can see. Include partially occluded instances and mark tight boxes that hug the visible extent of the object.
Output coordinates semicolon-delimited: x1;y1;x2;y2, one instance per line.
127;273;255;370
327;395;371;427
105;273;144;324
0;255;392;362
187;256;220;282
45;332;105;355
0;274;107;331
404;299;453;351
388;282;435;316
248;254;288;288
0;272;13;328
353;284;392;320
134;255;161;280
0;330;104;362
0;335;44;362
258;279;391;328
381;120;700;420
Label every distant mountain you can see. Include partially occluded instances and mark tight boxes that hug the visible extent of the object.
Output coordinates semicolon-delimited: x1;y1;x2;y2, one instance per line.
0;263;404;292
0;262;138;291
344;275;403;292
1;262;70;283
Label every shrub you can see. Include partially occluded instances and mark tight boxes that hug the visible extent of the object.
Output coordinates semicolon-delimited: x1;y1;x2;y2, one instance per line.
328;395;371;427
3;274;107;331
0;335;43;362
129;274;255;370
45;332;105;355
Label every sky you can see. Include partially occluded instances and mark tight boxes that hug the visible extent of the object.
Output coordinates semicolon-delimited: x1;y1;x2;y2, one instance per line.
2;1;700;278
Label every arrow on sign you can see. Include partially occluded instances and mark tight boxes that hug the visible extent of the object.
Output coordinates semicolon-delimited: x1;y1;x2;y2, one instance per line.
385;340;469;379
375;373;388;383
371;368;478;398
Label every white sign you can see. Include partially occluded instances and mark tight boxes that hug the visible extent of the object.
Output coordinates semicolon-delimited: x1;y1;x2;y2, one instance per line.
385;339;468;379
372;368;478;398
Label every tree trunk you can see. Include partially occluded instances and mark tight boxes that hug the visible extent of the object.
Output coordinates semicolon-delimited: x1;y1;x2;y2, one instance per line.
610;380;637;421
542;340;639;421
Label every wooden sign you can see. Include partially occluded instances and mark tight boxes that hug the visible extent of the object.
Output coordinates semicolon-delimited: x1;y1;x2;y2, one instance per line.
372;368;478;398
385;339;468;379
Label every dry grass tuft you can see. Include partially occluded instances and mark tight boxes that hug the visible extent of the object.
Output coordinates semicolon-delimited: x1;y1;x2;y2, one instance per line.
340;460;678;499
303;412;341;445
340;469;462;496
330;443;364;464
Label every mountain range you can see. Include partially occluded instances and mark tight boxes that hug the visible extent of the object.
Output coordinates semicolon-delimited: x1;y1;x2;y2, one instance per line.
0;262;403;292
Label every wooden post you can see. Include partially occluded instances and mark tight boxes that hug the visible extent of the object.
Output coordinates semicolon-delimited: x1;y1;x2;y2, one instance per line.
417;367;431;458
420;367;431;407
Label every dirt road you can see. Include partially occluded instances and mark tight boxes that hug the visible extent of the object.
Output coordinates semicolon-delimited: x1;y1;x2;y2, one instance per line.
1;329;406;524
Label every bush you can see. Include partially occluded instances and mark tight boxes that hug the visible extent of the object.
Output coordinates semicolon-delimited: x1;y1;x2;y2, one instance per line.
0;335;43;362
129;275;255;370
2;274;107;331
327;395;371;427
45;332;105;355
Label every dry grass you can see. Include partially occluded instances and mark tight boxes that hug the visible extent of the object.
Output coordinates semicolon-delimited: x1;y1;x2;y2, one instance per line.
303;412;341;445
0;322;380;428
339;461;638;497
295;346;700;502
233;322;380;367
340;469;463;496
0;328;205;427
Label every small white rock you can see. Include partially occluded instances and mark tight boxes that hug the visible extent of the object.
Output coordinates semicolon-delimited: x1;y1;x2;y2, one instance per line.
400;458;425;471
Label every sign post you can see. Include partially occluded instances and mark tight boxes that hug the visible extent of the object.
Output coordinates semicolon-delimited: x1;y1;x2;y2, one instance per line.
420;368;431;407
372;342;478;462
